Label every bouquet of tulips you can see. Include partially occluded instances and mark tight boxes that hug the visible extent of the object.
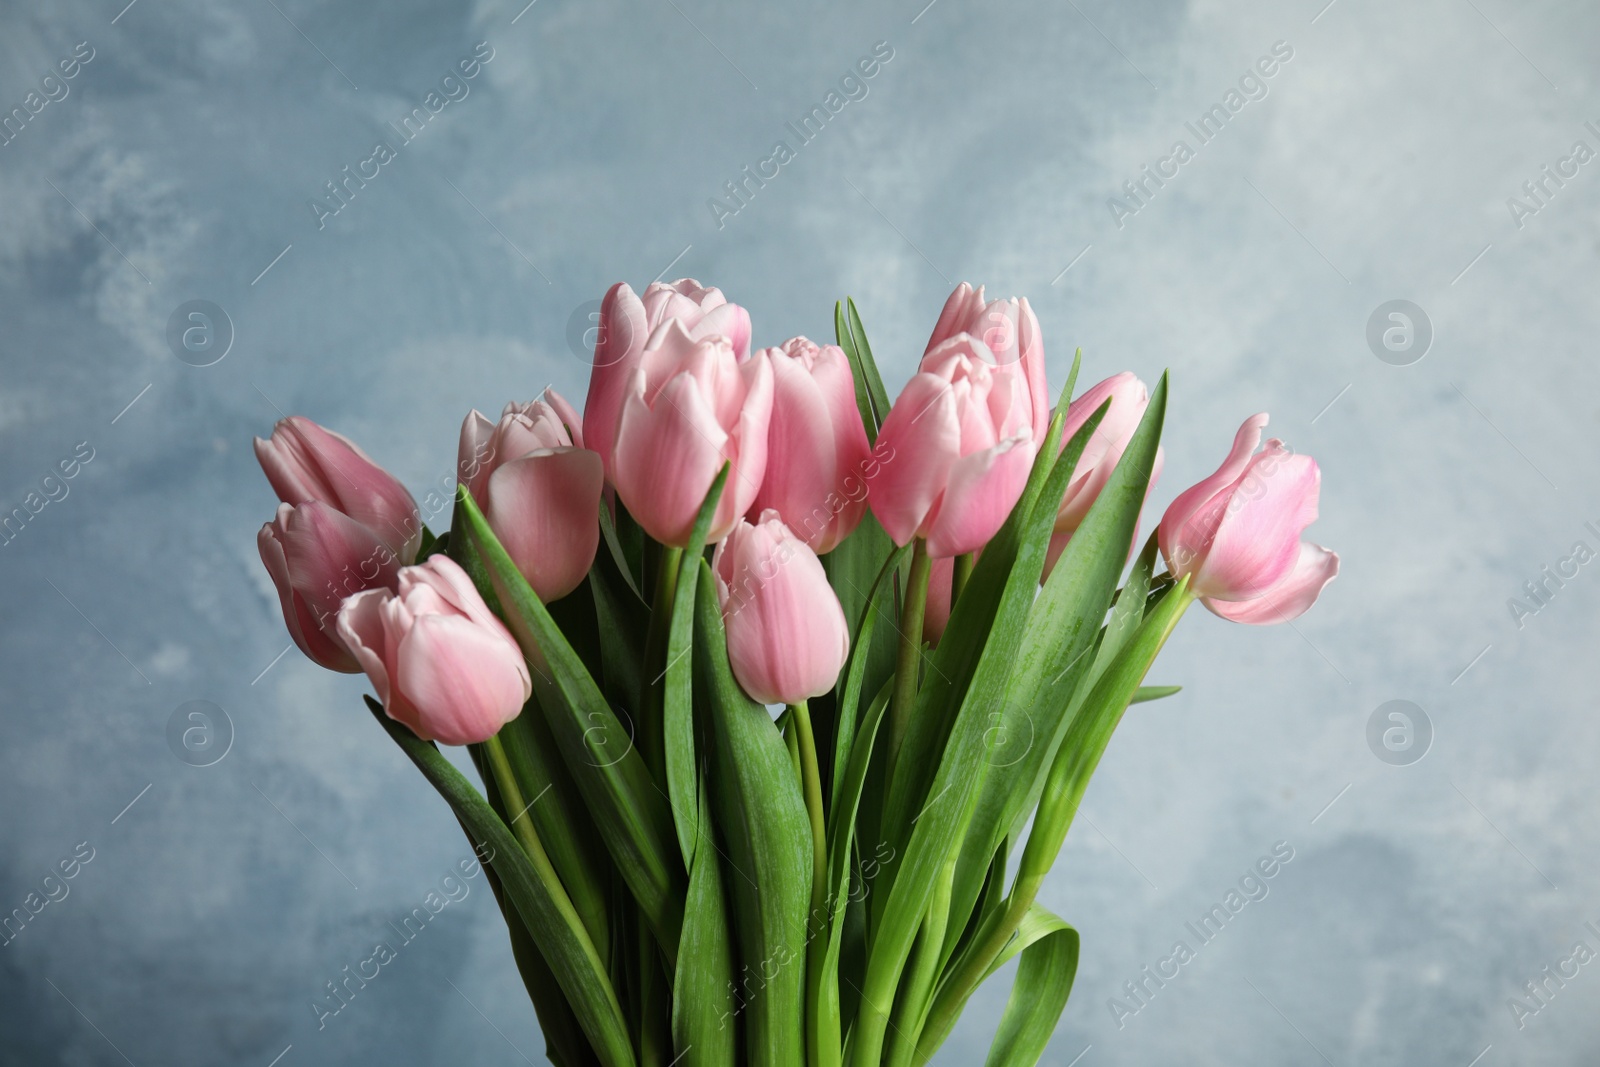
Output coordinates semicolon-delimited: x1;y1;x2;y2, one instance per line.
254;280;1338;1066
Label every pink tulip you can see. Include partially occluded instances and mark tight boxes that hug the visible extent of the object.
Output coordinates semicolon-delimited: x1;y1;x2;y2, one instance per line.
868;334;1036;559
583;279;752;479
1159;414;1339;625
926;283;1050;445
258;501;403;672
748;337;873;554
713;511;850;705
255;416;422;563
1042;373;1164;580
458;391;603;602
611;321;773;547
338;556;531;746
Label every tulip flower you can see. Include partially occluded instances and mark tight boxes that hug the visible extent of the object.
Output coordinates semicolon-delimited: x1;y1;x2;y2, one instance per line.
1042;372;1164;580
713;511;850;706
458;391;603;602
1159;414;1339;624
926;282;1050;445
258;501;403;672
583;279;753;479
338;556;532;746
254;415;422;564
867;334;1036;559
611;321;773;547
748;337;873;554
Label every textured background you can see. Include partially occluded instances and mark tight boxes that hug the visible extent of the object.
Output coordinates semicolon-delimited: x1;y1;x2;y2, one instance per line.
2;0;1597;1063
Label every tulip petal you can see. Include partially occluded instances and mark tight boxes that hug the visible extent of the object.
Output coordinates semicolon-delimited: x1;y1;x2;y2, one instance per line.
336;588;393;694
544;388;585;450
923;431;1036;559
260;515;357;671
1159;412;1269;569
1196;451;1319;600
1204;543;1340;625
584;282;648;474
391;614;531;745
868;373;960;546
485;449;605;602
458;409;497;500
613;372;731;547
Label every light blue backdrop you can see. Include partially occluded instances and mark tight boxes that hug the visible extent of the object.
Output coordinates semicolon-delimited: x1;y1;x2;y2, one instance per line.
1;0;1596;1063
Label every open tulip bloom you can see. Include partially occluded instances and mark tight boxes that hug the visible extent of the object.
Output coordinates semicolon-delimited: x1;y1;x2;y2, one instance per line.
254;281;1338;1067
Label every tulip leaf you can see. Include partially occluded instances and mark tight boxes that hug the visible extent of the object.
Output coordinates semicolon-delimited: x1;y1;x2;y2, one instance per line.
366;699;635;1067
590;560;648;709
672;777;738;1066
663;465;729;870
1132;684;1182;704
979;907;1079;1067
835;299;891;441
497;706;613;962
597;496;645;602
457;486;684;963
693;560;810;1067
939;376;1168;969
851;395;1092;1067
1090;529;1160;688
829;540;910;811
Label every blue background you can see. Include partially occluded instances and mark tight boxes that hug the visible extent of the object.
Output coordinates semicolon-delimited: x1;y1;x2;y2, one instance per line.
1;0;1597;1063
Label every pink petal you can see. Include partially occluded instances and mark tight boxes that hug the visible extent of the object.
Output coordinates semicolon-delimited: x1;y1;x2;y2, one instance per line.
867;374;960;547
336;588;394;696
1159;413;1269;573
612;372;731;547
391;615;530;745
458;409;497;500
584;282;648;475
1195;450;1319;601
1204;543;1340;625
923;431;1036;559
485;449;605;602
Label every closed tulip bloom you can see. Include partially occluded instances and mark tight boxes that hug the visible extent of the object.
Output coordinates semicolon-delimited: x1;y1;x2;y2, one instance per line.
611;321;773;546
1159;414;1339;624
258;501;403;672
749;337;873;554
458;391;603;602
583;279;753;479
1042;373;1164;579
868;334;1036;559
338;556;531;746
254;415;422;564
926;283;1050;445
713;511;850;706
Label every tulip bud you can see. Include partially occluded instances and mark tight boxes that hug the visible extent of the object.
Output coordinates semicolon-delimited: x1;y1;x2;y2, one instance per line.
258;501;402;672
712;512;850;706
1042;372;1164;580
868;334;1036;559
1159;414;1339;624
458;391;603;602
926;283;1050;445
583;279;752;479
254;415;422;564
338;556;531;746
611;321;773;547
749;337;873;554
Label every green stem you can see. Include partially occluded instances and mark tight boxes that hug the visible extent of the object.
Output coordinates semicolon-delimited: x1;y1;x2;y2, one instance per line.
885;854;955;1067
641;545;684;785
950;552;973;607
791;700;835;1067
886;539;931;783
484;734;547;864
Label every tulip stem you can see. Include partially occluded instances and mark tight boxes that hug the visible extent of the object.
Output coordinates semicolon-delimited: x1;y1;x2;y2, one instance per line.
887;539;931;783
951;552;973;606
641;545;684;785
482;734;552;876
790;699;836;1067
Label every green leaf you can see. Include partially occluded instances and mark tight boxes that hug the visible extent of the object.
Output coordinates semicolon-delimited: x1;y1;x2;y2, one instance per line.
848;298;892;431
941;376;1168;965
598;494;645;602
852;397;1093;1067
1089;530;1160;688
457;486;684;962
979;908;1079;1067
367;699;634;1067
828;541;910;811
664;466;730;869
834;299;892;441
671;778;737;1065
497;707;612;962
693;561;810;1067
1131;684;1182;704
